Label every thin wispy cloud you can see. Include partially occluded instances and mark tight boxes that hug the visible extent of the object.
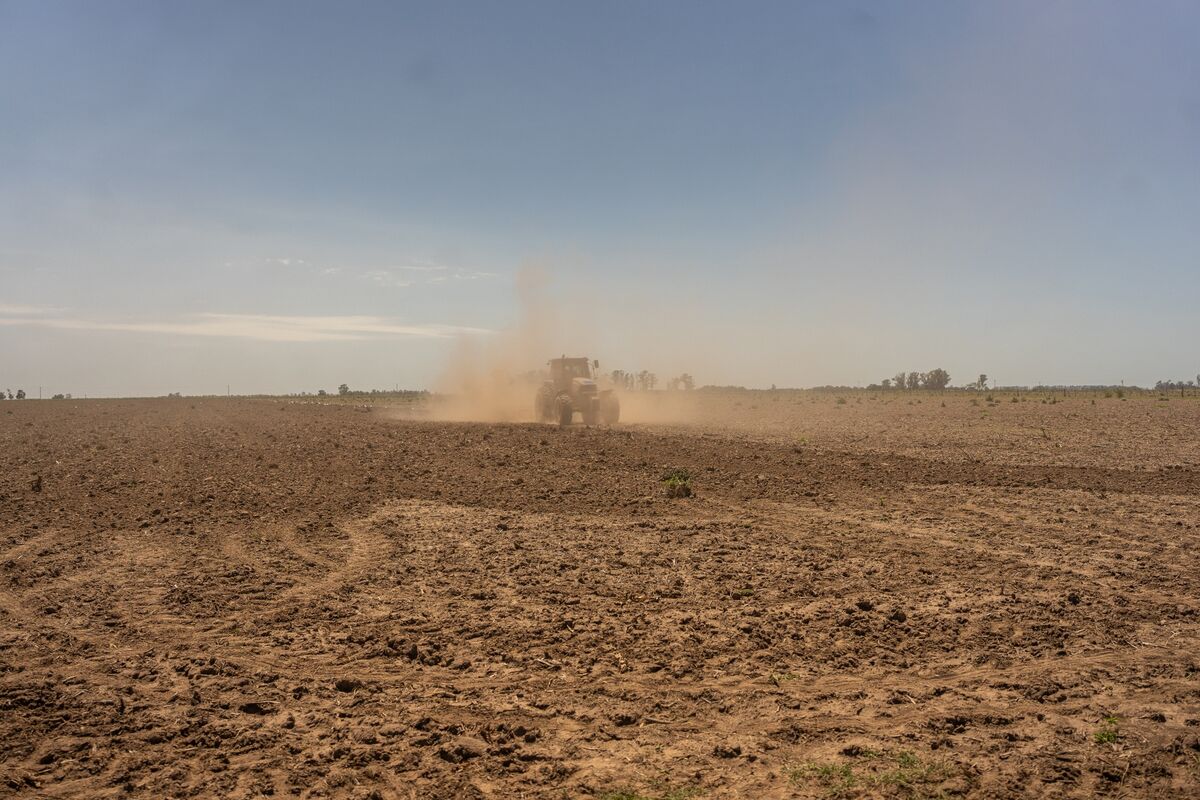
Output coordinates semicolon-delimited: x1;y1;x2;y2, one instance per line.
0;302;63;315
362;269;413;288
357;263;498;287
391;264;447;273
221;256;500;289
452;269;497;280
0;312;489;342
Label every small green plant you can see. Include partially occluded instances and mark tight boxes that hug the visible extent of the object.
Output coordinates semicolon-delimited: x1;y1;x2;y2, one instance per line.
874;750;953;789
769;670;801;686
836;397;847;405
789;750;954;798
661;468;692;498
1094;715;1120;744
791;761;858;796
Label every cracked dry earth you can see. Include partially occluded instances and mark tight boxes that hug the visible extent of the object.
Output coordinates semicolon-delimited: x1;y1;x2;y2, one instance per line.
2;396;1199;799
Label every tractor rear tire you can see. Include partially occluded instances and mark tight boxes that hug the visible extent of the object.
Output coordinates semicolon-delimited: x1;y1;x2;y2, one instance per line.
557;397;573;427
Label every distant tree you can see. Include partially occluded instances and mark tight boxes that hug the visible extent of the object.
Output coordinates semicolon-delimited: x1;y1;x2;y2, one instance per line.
15;389;25;399
905;371;921;390
924;368;951;390
337;383;350;396
610;370;628;390
894;372;907;389
881;378;892;389
976;374;988;391
51;393;65;400
647;372;658;390
317;389;328;396
680;373;694;391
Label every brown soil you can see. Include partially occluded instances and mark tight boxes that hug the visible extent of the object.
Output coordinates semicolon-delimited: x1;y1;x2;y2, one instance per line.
2;394;1199;798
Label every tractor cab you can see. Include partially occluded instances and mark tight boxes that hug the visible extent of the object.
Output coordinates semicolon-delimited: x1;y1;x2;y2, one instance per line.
548;357;598;390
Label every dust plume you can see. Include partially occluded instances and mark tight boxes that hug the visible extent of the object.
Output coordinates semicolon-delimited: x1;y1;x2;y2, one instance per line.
613;390;701;426
430;267;556;422
430;268;700;426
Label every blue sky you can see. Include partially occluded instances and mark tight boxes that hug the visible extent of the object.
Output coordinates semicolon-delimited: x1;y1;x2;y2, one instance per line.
2;1;1198;395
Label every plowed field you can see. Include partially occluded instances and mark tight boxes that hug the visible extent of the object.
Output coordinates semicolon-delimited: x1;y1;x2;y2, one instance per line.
2;394;1199;798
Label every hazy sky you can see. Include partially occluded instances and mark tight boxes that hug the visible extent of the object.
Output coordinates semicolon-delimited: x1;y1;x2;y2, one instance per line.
2;1;1198;395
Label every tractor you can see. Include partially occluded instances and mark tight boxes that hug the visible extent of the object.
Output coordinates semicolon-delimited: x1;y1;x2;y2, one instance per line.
536;356;620;426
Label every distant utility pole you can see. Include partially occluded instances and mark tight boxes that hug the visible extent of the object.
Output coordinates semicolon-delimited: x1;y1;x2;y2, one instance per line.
227;384;230;397
38;386;42;400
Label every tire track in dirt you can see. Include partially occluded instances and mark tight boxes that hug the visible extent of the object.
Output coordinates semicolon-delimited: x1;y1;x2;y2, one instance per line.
269;504;398;605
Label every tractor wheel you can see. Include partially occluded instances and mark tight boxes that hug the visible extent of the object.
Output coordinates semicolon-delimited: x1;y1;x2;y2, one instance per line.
535;385;555;422
600;394;620;425
556;396;573;427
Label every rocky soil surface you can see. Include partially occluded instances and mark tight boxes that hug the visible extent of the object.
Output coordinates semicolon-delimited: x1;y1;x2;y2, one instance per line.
2;395;1199;798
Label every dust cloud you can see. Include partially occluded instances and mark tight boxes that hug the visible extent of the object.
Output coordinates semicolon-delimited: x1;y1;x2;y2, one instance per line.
430;268;555;422
430;268;700;426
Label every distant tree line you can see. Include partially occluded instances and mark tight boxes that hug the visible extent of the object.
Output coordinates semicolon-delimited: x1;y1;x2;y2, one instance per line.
1154;377;1198;395
319;384;430;399
665;373;694;391
605;370;695;391
876;368;951;390
0;389;26;399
